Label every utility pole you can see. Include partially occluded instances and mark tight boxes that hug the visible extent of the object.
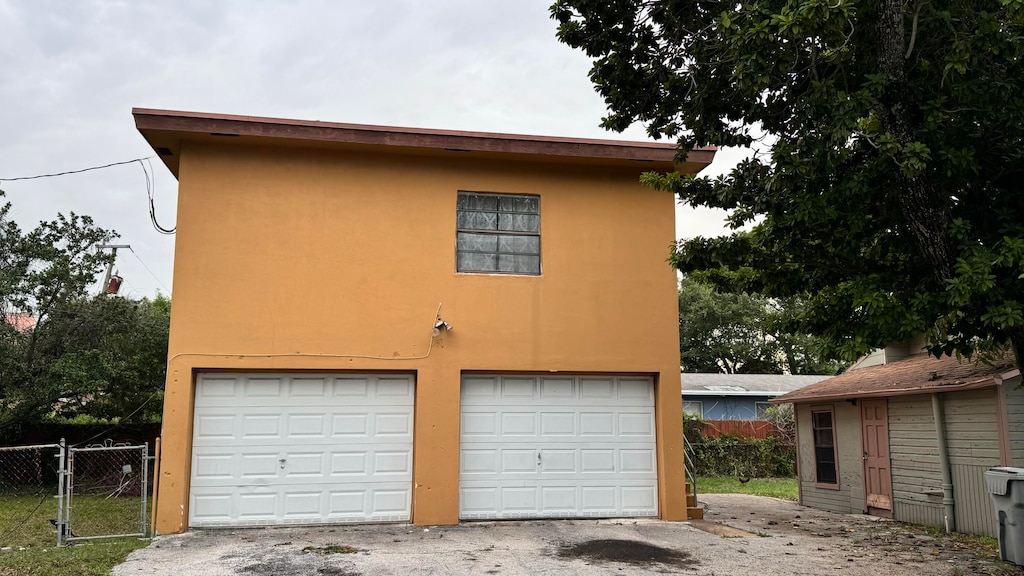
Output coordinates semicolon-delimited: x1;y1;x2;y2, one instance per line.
97;243;130;294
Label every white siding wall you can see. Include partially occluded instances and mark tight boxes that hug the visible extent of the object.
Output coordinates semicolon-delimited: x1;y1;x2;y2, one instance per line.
946;388;1001;536
797;388;1007;537
1004;376;1024;466
888;390;1001;537
887;395;944;527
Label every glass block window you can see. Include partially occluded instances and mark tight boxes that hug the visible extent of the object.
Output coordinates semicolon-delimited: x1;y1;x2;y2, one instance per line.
456;191;540;275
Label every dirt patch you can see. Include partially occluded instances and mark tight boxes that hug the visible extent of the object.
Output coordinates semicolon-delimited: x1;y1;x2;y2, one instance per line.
700;493;1024;576
317;568;360;576
303;544;360;555
556;538;696;569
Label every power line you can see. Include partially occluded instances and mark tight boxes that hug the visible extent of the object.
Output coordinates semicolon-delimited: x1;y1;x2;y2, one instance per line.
138;158;175;235
129;246;171;294
0;157;154;181
70;389;162;448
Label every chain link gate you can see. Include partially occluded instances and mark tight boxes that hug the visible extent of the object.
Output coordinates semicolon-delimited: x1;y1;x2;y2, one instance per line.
60;441;149;544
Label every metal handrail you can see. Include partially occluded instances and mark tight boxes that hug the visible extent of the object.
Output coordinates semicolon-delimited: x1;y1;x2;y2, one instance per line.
683;432;697;501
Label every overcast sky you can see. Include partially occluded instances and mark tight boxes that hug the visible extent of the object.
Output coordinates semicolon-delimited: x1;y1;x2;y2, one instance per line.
0;0;748;299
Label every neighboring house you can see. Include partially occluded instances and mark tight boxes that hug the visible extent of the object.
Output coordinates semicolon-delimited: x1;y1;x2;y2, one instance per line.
681;373;829;420
773;339;1021;537
134;108;715;534
4;312;36;332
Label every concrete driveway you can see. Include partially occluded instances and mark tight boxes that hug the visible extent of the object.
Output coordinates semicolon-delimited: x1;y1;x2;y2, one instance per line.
112;494;1019;576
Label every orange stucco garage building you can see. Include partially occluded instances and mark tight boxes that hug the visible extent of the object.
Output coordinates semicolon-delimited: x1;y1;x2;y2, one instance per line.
134;108;714;534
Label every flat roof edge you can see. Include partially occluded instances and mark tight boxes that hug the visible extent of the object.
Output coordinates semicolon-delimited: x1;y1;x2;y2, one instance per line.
132;108;717;165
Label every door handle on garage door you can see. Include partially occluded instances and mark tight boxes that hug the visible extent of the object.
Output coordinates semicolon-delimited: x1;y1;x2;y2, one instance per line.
279;458;287;470
537;452;542;466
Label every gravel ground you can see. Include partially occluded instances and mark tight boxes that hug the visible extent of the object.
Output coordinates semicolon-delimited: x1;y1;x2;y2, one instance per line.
111;494;1024;576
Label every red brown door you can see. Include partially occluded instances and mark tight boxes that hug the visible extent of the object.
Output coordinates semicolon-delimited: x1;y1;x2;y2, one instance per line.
861;399;893;515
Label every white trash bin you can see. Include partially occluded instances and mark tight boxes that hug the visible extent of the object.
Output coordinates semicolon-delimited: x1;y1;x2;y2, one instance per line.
985;467;1024;565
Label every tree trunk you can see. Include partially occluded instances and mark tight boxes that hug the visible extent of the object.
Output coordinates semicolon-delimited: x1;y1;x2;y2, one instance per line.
1010;329;1024;373
876;0;956;284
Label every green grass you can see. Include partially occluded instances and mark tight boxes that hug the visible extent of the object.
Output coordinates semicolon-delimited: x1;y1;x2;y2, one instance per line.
0;492;60;549
0;538;149;576
696;476;799;500
1;492;148;548
1;491;150;575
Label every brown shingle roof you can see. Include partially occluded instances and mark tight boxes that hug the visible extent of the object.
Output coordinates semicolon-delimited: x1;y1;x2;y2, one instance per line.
771;352;1019;404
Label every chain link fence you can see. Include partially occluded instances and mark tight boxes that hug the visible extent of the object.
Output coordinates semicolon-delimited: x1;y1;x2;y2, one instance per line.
0;443;61;548
65;442;149;543
0;440;151;547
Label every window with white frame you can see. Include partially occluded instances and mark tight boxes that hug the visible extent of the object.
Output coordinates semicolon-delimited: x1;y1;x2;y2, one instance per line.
682;400;703;418
456;191;540;275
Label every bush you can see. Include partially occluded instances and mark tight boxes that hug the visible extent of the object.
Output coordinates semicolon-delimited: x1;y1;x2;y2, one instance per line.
687;431;796;478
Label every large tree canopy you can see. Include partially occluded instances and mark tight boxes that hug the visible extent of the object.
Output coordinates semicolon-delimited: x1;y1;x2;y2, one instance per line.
679;276;844;374
552;0;1024;365
0;191;170;432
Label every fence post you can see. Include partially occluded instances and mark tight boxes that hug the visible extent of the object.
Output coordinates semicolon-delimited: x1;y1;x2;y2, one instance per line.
150;437;161;537
140;443;149;537
55;438;66;547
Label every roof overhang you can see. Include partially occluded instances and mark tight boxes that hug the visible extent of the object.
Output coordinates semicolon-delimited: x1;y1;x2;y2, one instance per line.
770;368;1022;404
133;108;717;178
682;390;782;397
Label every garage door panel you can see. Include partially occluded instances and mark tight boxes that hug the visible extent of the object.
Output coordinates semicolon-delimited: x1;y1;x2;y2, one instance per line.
242;414;282;437
622;486;657;510
239;453;278;478
194;375;414;406
193;447;411;485
459;374;658;520
461;487;498;513
578;377;613;398
540;412;576;435
541;486;577;510
581;449;614;473
502;377;536;398
460;480;658;519
620;449;656;473
539;449;575;473
193;412;413;446
540;377;573;398
195;415;236;440
501;412;537;435
618;412;655;436
375;412;413;436
190;373;414;528
193;453;235;480
286;413;327;437
461;449;498;474
581;486;617;511
579;412;614;435
502;487;539;511
618;378;655;400
501;450;536;473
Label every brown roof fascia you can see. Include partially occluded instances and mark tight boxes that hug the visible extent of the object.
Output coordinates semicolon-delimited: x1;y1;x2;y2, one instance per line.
768;377;1001;404
770;366;1021;404
132;108;716;175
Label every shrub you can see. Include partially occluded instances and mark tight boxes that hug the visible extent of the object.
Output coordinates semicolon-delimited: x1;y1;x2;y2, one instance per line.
687;433;795;478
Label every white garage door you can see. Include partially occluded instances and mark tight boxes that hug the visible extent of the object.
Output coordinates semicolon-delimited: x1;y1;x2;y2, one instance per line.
459;374;658;519
190;372;414;527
